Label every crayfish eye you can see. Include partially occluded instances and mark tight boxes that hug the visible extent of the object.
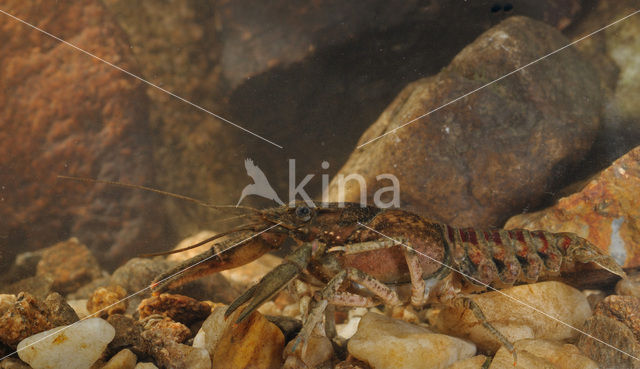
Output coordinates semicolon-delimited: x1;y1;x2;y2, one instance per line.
295;206;312;221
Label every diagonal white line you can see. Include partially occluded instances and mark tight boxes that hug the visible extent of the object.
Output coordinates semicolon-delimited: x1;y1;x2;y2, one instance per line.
357;8;640;148
358;222;640;361
0;8;283;149
0;222;282;361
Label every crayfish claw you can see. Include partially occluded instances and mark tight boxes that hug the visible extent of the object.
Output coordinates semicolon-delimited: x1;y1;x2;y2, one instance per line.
225;243;313;323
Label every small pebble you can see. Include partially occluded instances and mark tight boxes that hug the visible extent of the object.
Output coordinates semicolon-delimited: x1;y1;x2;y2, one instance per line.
348;312;476;369
66;299;90;319
138;293;211;325
17;317;115;369
87;285;127;318
101;348;137;369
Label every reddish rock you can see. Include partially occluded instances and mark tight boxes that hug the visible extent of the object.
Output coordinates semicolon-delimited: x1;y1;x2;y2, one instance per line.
87;285;127;318
36;238;103;295
0;292;53;348
328;16;602;227
138;294;212;326
0;0;169;268
594;295;640;343
505;145;640;267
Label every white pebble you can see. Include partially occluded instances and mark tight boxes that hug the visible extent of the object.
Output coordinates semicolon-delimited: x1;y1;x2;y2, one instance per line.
17;317;115;369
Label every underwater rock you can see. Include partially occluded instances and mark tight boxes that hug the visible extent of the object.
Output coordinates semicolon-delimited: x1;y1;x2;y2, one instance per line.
139;315;210;369
195;305;285;369
593;295;640;342
36;238;103;295
617;270;640;297
577;314;640;369
327;16;602;228
0;292;54;348
68;276;111;300
0;295;16;316
110;258;169;315
348;312;476;369
2;275;54;300
0;0;168;268
134;363;159;369
192;306;227;358
106;314;147;356
429;281;592;352
506;145;640;268
0;358;31;369
87;285;128;319
138;293;212;326
111;258;169;294
283;331;334;369
66;299;90;320
140;315;191;346
17;317;115;369
569;0;640;167
43;293;79;327
446;355;488;369
101;348;138;369
489;339;597;369
334;358;373;369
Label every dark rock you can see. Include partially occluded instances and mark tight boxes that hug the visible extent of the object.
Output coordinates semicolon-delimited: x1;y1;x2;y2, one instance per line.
0;358;31;369
0;0;170;268
0;292;53;348
1;251;43;285
102;0;586;244
138;294;211;326
106;314;147;357
577;314;640;369
111;258;169;294
44;292;79;326
328;16;602;227
265;315;302;343
67;276;111;300
36;239;103;295
1;275;54;300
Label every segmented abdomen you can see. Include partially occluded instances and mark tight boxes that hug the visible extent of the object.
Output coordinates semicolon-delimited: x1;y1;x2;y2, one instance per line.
441;225;568;287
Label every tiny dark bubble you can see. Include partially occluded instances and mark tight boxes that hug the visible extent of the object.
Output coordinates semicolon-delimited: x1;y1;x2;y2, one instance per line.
490;3;502;13
503;3;513;11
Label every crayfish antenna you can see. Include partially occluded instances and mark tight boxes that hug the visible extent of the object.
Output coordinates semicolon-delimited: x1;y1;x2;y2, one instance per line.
57;175;262;213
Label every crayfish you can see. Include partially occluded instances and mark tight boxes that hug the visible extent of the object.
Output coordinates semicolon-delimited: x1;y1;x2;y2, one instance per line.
149;200;626;365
